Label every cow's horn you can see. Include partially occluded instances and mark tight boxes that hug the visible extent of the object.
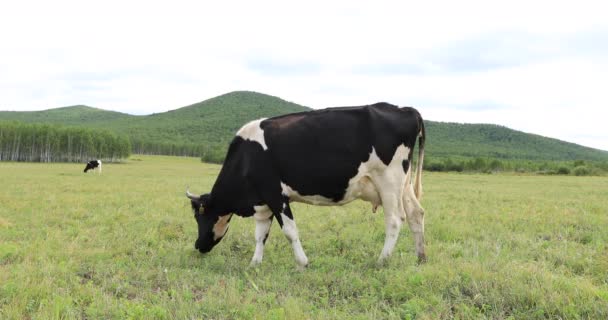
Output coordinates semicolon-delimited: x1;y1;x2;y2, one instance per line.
186;187;199;200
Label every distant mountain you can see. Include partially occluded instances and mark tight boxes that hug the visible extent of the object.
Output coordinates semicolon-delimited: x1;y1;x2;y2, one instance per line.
1;91;607;161
0;105;134;125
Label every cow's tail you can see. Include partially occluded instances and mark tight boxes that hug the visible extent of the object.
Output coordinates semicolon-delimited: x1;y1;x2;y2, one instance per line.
413;114;425;200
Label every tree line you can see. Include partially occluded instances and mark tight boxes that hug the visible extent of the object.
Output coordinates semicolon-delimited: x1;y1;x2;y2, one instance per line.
0;121;130;162
3;119;606;176
423;156;608;176
129;140;230;161
0;120;215;162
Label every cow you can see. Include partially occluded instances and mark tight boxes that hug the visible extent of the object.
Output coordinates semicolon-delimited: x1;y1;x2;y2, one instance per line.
186;102;426;269
83;160;102;174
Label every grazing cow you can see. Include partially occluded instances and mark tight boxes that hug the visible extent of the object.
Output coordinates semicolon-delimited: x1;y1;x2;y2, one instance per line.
83;160;102;174
186;102;426;268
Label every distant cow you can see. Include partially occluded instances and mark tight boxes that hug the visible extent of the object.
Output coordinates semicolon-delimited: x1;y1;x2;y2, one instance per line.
83;160;102;174
186;103;426;269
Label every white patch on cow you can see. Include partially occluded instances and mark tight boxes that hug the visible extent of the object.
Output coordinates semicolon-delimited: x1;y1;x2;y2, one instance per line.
280;212;308;269
236;119;268;150
250;205;273;266
97;159;102;175
253;205;272;219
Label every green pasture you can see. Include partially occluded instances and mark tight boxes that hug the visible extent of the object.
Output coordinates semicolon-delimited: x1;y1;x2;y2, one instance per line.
1;155;607;319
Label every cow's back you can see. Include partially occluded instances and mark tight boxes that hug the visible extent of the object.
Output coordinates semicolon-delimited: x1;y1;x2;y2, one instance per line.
260;103;421;202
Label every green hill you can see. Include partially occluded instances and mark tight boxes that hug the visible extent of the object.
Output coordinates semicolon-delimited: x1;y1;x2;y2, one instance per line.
0;105;135;125
1;91;607;163
128;91;312;146
425;121;608;161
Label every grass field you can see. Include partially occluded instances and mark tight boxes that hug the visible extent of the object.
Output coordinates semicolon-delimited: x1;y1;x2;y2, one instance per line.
1;155;607;319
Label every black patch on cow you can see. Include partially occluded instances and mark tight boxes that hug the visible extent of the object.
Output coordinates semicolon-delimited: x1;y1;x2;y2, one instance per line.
262;216;273;245
402;159;410;173
274;209;284;227
235;206;255;217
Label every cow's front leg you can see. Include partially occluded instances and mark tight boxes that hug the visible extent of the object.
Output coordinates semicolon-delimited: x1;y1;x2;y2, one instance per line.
250;206;273;267
276;201;309;270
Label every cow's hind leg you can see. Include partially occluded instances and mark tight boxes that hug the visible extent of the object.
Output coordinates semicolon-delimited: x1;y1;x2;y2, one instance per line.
250;206;273;266
374;172;406;265
404;183;426;263
275;200;309;270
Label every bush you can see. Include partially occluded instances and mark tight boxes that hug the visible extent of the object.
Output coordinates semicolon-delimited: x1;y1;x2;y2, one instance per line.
446;161;464;172
573;160;586;167
489;159;503;171
425;162;445;172
443;158;464;172
573;166;590;176
540;170;557;175
557;167;571;175
467;157;487;171
200;145;226;164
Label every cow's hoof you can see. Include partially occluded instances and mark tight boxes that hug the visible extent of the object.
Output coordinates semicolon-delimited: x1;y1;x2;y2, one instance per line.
376;257;389;268
417;253;427;264
296;263;309;272
249;261;261;268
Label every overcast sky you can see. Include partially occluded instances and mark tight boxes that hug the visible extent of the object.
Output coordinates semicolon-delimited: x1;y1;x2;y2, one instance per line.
1;0;607;150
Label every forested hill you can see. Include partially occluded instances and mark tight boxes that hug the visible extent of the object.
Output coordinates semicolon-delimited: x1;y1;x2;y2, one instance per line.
425;121;608;161
1;91;607;162
131;91;311;146
0;105;134;125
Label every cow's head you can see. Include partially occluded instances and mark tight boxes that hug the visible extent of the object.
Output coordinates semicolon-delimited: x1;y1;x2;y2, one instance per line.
186;189;232;253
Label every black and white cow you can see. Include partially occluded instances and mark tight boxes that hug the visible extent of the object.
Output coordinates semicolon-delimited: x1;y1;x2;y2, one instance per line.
83;160;102;174
186;102;426;268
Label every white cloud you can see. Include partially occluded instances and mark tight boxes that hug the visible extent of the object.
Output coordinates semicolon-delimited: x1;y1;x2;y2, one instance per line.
1;0;607;150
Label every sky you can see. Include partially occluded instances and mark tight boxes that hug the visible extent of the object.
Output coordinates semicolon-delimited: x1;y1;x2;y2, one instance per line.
1;0;607;151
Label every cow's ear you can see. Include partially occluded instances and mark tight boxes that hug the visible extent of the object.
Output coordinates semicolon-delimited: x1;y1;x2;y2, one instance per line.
200;193;212;207
190;199;202;213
